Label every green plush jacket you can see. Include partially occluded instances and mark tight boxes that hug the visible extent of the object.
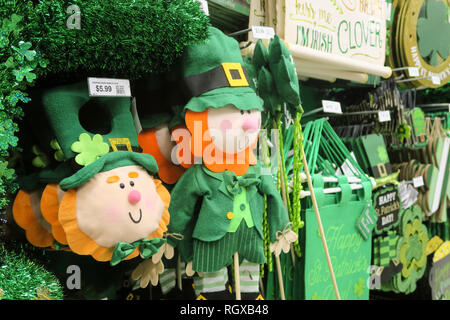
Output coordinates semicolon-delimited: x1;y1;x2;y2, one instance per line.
167;163;290;262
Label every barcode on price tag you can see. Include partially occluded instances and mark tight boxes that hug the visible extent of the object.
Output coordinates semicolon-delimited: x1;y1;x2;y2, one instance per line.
252;26;275;39
88;78;131;97
408;67;419;77
378;111;391;122
322;100;342;114
431;76;440;85
413;176;424;188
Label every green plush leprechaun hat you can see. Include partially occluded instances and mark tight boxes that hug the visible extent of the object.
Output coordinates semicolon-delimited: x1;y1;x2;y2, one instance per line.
59;151;158;190
26;80;160;189
180;27;264;114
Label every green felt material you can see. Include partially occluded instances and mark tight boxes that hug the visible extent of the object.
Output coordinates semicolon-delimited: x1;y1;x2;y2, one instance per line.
59;151;158;190
228;187;254;232
181;27;263;114
35;81;139;159
140;113;172;130
268;35;301;107
360;134;391;178
252;40;269;71
192;222;265;273
167;163;289;263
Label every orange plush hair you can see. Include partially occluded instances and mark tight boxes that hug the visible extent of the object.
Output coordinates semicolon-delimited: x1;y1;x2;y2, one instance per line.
138;128;185;185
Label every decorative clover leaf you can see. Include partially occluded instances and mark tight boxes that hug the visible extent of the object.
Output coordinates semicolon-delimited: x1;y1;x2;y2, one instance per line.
395;122;411;140
0;161;15;180
417;0;450;66
11;41;37;62
50;139;65;162
31;145;50;168
12;66;36;83
353;278;365;298
311;292;322;300
377;146;389;163
71;133;110;166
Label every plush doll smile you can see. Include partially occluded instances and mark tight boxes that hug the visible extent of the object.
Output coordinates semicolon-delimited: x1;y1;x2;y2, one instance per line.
128;209;143;224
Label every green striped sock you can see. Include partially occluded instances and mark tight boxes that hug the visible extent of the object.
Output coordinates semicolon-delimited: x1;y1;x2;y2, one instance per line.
373;237;380;266
159;268;176;295
239;260;260;293
379;235;390;267
194;268;228;296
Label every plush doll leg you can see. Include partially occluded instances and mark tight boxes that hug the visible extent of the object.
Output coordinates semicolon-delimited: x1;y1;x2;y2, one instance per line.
239;260;263;300
193;267;232;300
159;268;177;296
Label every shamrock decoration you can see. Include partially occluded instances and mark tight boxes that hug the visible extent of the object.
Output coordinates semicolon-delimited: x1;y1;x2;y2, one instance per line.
32;287;52;300
417;0;450;66
395;122;411;140
248;36;301;120
31;145;50;168
50;139;65;162
0;161;15;180
377;146;389;163
353;278;365;298
71;133;110;166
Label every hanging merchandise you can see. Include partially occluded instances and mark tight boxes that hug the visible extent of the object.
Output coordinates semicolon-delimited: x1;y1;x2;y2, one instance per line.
165;27;298;300
389;0;450;89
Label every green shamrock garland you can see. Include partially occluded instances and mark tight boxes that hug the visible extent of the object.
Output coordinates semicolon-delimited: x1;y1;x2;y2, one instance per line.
0;13;46;211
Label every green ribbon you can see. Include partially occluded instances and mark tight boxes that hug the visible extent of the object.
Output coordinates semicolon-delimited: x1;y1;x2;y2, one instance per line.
110;238;166;266
222;171;260;196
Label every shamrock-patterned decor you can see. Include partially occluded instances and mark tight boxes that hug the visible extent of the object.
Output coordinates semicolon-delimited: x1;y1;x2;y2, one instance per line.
390;0;450;88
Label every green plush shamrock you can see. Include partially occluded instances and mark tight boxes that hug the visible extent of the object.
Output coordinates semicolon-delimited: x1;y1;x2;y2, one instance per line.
353;278;365;298
71;133;110;166
50;139;65;162
417;0;450;65
395;122;411;140
31;145;50;168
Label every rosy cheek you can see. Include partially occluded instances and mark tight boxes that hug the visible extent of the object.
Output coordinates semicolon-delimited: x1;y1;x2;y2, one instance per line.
145;194;155;211
105;206;122;222
220;120;232;131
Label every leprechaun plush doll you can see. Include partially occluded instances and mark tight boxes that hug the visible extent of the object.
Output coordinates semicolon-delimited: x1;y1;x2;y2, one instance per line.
164;27;296;300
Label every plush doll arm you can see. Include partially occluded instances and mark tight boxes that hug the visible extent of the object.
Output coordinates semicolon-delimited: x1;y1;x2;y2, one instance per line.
259;172;297;255
166;165;202;261
131;259;165;288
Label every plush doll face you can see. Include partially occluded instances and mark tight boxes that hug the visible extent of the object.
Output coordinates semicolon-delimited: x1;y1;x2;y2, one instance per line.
73;165;165;248
207;105;261;155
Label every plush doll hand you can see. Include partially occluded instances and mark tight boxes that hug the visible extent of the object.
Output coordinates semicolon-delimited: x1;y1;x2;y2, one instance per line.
269;228;298;257
151;242;175;264
186;261;204;277
131;259;165;288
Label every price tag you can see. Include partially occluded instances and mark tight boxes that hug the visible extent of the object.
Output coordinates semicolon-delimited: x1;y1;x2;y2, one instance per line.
378;111;391;122
408;67;419;77
385;2;392;21
413;176;424;188
252;26;275;39
322;100;342;114
431;76;440;85
88;78;131;97
196;0;209;16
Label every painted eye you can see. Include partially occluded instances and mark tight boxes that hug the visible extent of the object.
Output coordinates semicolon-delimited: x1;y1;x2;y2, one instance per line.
119;183;125;189
240;110;244;115
130;181;135;187
247;110;251;114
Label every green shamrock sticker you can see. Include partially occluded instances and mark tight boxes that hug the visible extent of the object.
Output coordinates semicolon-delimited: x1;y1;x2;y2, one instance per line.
71;133;110;166
377;146;389;163
417;0;450;66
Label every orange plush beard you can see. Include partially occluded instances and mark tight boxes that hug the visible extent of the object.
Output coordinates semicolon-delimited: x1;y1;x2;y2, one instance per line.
182;109;258;176
138;126;185;185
